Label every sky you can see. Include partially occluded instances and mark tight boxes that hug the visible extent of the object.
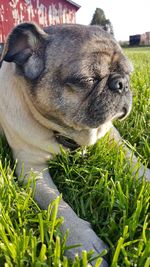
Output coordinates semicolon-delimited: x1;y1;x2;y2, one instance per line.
75;0;150;41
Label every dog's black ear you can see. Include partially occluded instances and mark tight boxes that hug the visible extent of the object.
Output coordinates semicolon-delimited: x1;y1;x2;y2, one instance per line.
1;22;48;79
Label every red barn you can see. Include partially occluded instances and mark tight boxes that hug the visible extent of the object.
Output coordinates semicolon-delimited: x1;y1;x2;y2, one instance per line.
0;0;80;43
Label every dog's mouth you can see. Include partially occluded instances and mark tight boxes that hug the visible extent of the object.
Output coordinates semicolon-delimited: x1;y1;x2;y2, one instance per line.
54;131;80;150
53;106;131;150
117;107;130;121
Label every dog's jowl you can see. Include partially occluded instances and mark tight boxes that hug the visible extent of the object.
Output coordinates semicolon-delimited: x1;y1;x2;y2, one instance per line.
0;22;134;266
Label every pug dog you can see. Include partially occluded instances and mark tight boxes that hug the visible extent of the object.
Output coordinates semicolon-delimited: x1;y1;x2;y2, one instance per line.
0;23;149;267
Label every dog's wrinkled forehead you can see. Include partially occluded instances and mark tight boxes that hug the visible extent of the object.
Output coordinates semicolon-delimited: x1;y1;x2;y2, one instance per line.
45;24;116;51
45;24;132;78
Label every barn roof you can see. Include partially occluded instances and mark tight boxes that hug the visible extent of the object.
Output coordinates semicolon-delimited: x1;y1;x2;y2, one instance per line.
66;0;81;9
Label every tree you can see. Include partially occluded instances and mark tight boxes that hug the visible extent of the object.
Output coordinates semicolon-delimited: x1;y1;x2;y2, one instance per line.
90;8;114;36
90;8;106;25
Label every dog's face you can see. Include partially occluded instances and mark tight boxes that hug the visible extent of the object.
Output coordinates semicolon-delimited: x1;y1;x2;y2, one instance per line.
1;23;132;145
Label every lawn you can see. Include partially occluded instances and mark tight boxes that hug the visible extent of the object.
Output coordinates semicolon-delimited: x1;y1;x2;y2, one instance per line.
0;47;150;266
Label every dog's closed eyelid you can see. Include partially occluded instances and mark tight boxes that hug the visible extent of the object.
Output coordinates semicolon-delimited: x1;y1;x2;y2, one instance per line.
64;76;101;89
63;77;89;90
64;76;82;86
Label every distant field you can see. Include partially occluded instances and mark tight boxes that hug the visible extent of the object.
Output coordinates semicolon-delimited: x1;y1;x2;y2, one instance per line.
124;46;150;52
0;47;150;266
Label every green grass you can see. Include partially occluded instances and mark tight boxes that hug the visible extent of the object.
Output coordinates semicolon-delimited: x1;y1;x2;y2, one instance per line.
0;47;150;266
115;48;150;167
124;46;150;53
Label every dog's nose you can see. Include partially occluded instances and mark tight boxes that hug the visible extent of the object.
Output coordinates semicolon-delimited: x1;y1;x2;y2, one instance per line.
108;74;129;93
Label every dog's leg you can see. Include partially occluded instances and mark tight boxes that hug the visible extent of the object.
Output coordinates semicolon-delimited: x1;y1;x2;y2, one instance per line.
109;126;150;181
15;156;108;267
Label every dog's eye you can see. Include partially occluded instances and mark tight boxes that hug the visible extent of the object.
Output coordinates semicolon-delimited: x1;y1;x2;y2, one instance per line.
86;78;94;83
82;77;99;84
64;76;100;89
86;77;100;88
86;78;95;84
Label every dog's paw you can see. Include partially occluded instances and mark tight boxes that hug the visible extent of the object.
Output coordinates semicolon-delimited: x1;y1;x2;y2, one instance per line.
63;218;108;266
